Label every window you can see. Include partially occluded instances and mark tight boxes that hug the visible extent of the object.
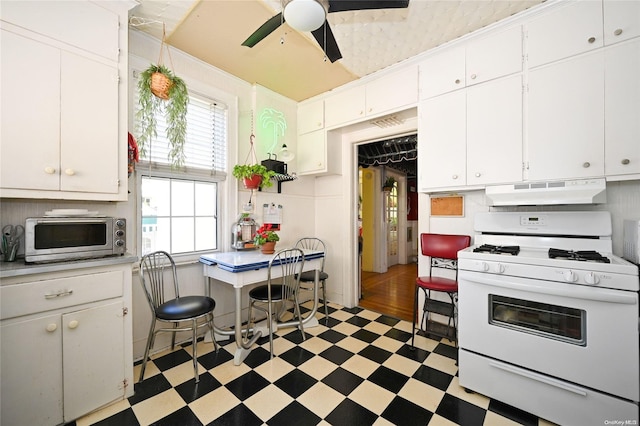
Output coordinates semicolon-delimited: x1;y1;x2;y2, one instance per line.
134;84;228;256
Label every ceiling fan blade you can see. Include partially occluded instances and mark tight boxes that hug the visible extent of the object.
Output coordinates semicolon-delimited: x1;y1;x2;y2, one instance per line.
311;22;342;63
328;0;409;13
242;12;284;47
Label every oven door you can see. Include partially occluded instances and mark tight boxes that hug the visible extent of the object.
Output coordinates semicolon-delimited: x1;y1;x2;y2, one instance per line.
458;270;639;401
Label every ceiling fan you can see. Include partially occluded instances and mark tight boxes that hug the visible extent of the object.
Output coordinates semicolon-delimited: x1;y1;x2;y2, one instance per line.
242;0;410;63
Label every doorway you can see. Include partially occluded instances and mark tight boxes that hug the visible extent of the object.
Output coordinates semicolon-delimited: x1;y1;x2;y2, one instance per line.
357;134;418;319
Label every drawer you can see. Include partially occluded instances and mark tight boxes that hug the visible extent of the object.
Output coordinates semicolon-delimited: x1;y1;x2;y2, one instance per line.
0;270;123;320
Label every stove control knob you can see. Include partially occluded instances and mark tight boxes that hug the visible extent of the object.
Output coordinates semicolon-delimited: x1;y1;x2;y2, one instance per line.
563;270;578;282
494;263;505;274
584;272;600;285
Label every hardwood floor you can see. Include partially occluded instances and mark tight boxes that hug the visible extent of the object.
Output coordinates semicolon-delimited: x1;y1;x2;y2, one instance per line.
358;263;417;322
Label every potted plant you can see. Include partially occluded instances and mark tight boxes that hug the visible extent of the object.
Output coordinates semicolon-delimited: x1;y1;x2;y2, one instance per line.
254;224;280;254
136;64;189;168
232;164;276;190
382;176;396;192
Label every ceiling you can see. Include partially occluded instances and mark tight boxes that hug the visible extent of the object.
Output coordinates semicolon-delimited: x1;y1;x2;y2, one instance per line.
129;0;544;102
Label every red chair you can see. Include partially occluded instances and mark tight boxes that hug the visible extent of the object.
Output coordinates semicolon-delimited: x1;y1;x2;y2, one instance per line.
411;233;471;349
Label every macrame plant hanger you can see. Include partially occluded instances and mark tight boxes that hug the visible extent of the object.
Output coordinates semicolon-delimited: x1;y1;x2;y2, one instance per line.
242;112;261;203
150;24;176;100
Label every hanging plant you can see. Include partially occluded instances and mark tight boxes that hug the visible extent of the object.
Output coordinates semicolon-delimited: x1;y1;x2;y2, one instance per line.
136;27;188;168
232;133;275;190
137;64;188;168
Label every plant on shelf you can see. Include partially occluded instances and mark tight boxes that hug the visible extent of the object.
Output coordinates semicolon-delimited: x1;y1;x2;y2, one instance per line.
136;63;189;168
232;163;275;190
382;176;396;192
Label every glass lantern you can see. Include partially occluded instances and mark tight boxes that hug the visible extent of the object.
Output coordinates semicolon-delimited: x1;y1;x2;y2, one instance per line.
231;212;258;250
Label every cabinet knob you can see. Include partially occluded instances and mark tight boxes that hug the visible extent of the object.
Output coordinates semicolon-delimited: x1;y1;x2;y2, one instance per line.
475;172;481;177
452;174;458;180
68;320;79;329
621;158;630;165
46;323;57;332
359;110;364;115
44;167;56;174
317;122;322;127
65;168;76;176
614;28;623;36
455;79;461;84
470;74;477;80
583;162;591;168
587;36;596;44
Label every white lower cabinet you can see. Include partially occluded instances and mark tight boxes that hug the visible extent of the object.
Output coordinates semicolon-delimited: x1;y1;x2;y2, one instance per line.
0;264;133;425
527;51;605;181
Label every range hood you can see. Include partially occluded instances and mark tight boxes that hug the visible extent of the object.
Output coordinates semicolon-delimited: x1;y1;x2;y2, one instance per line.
486;178;607;206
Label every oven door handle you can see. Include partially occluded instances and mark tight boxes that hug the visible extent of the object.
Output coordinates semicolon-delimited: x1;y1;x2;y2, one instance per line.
489;361;588;396
461;274;638;304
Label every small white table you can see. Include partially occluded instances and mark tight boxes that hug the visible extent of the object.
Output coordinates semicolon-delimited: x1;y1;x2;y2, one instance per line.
200;249;324;365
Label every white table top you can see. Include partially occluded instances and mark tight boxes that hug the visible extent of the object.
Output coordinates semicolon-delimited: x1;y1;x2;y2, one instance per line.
200;249;323;272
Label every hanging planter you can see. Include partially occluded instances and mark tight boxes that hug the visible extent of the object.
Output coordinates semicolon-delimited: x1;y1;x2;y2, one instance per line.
382;176;396;192
136;26;188;168
232;134;275;190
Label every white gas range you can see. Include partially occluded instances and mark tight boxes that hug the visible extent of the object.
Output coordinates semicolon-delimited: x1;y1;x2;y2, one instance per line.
457;211;639;426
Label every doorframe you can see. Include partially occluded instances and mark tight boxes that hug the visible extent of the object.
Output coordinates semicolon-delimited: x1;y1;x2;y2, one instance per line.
341;111;418;308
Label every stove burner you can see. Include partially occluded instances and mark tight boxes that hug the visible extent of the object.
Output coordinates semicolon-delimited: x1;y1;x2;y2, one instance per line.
473;244;520;255
548;248;611;263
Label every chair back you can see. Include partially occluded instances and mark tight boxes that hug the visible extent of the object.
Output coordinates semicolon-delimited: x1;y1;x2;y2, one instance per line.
267;248;305;300
420;233;471;278
295;237;325;272
139;251;180;313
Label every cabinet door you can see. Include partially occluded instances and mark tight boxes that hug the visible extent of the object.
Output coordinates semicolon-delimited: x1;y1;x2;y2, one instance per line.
418;91;466;190
2;1;119;61
60;51;119;194
527;51;604;181
603;0;640;45
466;26;523;86
1;313;64;426
467;75;523;185
324;86;366;127
1;30;61;191
605;39;640;178
419;47;465;100
297;99;324;134
63;300;125;421
366;66;418;115
527;0;603;68
297;130;326;175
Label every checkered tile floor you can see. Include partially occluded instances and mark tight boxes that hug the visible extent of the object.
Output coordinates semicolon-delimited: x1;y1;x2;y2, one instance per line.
71;302;555;426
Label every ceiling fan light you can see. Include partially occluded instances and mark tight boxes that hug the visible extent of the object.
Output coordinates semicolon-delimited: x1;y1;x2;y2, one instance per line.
284;0;326;32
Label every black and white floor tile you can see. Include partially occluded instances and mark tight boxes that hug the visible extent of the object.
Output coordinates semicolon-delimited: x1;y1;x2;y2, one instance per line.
70;302;555;426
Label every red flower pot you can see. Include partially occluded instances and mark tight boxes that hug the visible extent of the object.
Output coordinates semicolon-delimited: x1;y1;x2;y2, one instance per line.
260;241;276;254
243;174;262;190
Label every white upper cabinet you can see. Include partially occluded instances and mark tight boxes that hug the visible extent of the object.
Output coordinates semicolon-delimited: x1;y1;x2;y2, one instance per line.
467;75;523;186
324;85;366;127
297;99;324;135
466;26;523;86
324;66;418;128
603;0;640;45
418;90;467;191
365;66;418;116
527;0;603;68
604;38;640;178
419;47;465;100
527;50;605;181
1;1;119;61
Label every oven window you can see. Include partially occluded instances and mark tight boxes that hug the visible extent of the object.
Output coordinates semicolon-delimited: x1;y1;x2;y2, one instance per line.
489;295;586;346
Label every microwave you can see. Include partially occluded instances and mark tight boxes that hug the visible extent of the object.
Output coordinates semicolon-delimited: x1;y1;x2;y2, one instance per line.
25;217;126;263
